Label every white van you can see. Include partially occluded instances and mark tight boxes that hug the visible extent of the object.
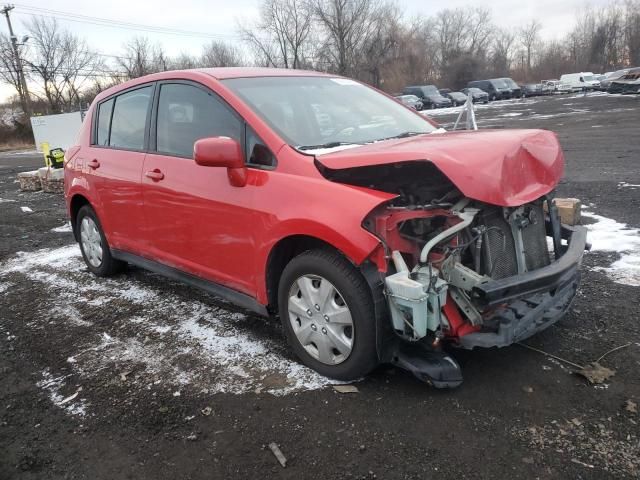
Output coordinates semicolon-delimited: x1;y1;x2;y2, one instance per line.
559;72;601;91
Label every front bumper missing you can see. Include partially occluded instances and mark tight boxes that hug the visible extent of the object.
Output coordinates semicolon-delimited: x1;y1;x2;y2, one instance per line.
459;224;588;349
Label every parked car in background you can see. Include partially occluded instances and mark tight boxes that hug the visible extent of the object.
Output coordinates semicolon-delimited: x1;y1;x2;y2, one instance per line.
559;72;601;91
543;79;572;93
64;67;588;387
498;78;522;98
608;67;640;94
466;79;511;100
600;69;630;90
393;94;424;110
402;85;453;108
460;87;489;103
439;89;467;106
522;84;543;97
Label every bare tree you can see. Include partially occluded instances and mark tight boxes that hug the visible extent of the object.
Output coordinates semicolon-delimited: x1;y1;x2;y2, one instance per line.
314;0;384;75
201;40;244;67
519;20;541;77
117;37;169;78
171;52;199;70
238;0;314;68
626;0;640;65
24;17;101;113
491;28;516;76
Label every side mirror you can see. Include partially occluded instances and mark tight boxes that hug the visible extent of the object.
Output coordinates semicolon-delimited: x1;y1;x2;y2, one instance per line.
194;137;247;187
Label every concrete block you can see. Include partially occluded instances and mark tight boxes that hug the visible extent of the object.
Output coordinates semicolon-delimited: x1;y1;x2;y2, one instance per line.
38;167;64;193
17;170;42;191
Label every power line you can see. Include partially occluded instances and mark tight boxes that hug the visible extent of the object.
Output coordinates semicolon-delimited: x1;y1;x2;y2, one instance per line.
12;3;241;40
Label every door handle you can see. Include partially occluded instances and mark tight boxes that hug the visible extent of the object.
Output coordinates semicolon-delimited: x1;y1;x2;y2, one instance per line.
87;159;100;169
145;169;164;181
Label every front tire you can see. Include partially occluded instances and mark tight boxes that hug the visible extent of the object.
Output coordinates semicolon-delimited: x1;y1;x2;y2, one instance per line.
278;249;378;380
77;205;125;277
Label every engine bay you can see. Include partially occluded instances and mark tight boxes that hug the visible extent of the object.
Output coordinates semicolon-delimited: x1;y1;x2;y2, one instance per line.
365;191;555;345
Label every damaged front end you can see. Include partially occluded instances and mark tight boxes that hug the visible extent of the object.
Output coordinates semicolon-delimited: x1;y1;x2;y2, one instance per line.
368;194;586;343
364;191;587;386
318;156;587;388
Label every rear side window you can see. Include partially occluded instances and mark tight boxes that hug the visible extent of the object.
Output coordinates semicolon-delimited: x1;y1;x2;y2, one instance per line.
109;86;152;150
96;98;113;146
156;83;242;158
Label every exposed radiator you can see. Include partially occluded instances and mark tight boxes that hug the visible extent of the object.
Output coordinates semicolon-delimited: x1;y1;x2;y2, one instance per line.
479;203;549;279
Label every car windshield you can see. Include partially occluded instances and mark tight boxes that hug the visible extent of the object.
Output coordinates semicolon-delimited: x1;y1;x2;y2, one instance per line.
469;88;484;93
223;76;436;149
583;75;595;81
491;79;509;88
420;85;439;95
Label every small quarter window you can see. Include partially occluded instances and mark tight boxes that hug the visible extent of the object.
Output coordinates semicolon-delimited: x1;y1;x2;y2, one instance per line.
246;127;275;168
96;98;113;146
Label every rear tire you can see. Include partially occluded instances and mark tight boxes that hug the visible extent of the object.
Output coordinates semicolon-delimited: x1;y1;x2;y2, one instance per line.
76;205;125;277
278;249;378;380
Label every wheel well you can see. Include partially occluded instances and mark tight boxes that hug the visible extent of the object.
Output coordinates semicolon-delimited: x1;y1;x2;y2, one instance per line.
265;235;346;314
69;194;90;240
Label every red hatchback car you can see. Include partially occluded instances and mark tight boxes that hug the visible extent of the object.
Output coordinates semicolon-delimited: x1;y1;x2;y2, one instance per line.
64;68;587;387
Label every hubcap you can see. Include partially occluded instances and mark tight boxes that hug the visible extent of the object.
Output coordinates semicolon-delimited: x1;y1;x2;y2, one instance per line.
287;275;354;366
80;217;103;268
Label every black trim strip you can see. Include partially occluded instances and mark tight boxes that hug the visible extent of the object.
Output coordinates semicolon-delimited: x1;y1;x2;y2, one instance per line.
111;249;269;316
473;225;588;306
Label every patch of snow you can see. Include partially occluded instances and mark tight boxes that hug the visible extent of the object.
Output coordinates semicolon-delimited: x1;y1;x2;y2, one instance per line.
0;198;16;203
583;210;640;286
20;206;33;213
0;244;80;274
618;182;640;189
499;112;523;117
36;369;88;417
0;281;13;294
51;222;72;233
0;245;342;402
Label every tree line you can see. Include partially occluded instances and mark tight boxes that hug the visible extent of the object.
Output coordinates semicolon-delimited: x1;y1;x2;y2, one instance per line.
0;0;639;120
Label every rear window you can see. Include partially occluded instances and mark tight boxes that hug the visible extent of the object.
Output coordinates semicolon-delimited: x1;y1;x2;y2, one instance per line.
109;86;152;150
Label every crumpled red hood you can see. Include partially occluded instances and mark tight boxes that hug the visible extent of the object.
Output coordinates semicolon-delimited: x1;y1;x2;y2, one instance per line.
316;129;564;207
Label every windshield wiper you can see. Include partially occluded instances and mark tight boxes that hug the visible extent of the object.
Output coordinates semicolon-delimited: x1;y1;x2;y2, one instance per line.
378;131;425;142
297;141;361;151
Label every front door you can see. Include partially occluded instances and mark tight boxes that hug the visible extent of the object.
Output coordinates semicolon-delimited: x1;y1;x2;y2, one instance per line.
141;81;257;295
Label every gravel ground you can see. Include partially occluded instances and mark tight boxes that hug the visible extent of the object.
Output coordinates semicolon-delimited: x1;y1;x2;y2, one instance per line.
1;92;639;479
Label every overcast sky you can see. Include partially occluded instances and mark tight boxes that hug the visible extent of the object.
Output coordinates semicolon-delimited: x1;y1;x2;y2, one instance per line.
1;0;613;102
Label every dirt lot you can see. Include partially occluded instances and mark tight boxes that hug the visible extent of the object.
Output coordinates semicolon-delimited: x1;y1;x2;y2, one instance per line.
1;92;639;479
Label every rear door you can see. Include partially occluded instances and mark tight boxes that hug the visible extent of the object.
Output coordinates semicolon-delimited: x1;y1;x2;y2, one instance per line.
85;84;154;253
141;81;258;295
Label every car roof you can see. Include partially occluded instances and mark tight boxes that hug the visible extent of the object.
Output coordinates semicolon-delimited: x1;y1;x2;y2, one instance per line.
91;67;340;104
196;67;334;79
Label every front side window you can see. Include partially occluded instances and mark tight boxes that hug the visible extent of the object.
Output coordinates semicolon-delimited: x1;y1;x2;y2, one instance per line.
109;86;152;150
223;76;436;150
95;98;114;146
156;83;242;157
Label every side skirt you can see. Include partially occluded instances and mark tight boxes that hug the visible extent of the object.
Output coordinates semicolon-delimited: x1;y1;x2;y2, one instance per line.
111;249;269;317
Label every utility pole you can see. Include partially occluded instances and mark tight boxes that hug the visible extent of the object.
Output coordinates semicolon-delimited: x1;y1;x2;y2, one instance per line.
1;4;32;118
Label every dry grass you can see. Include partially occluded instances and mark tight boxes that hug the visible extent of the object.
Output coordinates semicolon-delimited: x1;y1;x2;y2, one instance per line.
0;140;35;152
